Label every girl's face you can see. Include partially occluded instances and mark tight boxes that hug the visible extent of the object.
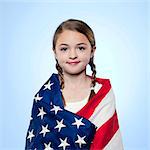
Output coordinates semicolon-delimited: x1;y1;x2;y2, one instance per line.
54;30;95;75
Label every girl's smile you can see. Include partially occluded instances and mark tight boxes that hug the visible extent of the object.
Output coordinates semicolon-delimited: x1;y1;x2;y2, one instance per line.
67;61;80;65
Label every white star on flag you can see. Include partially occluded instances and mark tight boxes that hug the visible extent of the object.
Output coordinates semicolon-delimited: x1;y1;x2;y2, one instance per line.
30;116;33;121
34;93;43;103
54;119;66;132
44;142;53;150
37;107;46;119
75;134;86;148
27;129;35;142
58;137;70;150
43;80;54;90
50;105;62;115
40;124;50;137
72;117;85;129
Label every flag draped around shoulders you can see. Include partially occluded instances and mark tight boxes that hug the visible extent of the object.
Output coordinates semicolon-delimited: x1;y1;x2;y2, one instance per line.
76;76;124;150
25;73;124;150
25;73;97;150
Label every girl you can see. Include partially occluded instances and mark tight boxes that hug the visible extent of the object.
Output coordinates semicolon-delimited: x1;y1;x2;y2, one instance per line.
25;19;124;150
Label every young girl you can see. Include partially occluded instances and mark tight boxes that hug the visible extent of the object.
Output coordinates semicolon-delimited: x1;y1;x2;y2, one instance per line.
25;19;124;150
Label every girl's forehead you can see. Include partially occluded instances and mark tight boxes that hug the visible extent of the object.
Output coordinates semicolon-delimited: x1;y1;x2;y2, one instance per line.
56;30;90;44
58;30;85;37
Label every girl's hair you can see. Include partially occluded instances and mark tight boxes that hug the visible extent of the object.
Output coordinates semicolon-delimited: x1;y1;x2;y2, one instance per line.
52;19;97;104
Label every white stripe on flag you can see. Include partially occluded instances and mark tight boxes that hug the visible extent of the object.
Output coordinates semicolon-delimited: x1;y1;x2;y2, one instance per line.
89;88;116;128
104;129;124;150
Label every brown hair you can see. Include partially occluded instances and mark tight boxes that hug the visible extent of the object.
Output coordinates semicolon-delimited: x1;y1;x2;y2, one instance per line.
52;19;97;104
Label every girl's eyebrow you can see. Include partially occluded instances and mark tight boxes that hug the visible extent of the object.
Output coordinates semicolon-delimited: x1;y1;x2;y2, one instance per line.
77;43;87;46
59;43;68;46
59;43;87;47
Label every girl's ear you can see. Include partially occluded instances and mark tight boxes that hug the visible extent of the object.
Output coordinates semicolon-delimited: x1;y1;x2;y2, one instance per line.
53;49;57;59
54;54;57;60
91;46;96;58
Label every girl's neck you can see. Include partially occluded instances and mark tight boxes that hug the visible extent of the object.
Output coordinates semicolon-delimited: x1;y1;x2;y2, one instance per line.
63;71;92;90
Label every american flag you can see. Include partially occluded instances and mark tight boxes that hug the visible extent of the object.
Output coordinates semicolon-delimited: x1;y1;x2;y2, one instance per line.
25;73;123;150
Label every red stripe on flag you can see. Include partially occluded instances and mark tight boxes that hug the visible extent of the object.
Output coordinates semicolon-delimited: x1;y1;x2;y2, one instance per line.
90;111;119;150
76;77;111;119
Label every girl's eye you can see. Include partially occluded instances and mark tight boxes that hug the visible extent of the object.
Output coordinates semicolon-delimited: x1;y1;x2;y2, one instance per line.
78;46;85;51
60;47;68;51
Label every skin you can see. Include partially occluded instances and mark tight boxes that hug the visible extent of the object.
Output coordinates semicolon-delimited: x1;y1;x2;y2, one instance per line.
54;30;96;102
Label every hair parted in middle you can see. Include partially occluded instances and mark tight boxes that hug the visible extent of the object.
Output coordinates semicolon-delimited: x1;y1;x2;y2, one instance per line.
52;18;97;103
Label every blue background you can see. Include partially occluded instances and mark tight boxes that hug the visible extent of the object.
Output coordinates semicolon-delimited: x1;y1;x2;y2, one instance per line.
0;0;149;149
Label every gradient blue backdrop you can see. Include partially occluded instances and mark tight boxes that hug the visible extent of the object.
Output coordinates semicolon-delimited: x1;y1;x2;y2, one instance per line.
0;0;149;149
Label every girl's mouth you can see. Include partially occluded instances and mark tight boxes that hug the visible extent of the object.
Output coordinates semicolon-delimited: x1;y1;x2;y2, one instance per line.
67;61;80;65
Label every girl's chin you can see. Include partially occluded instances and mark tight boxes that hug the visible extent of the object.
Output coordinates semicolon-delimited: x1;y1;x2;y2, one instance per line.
63;68;86;75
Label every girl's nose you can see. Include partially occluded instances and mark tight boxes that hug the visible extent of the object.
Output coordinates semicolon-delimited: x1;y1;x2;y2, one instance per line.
69;49;78;59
